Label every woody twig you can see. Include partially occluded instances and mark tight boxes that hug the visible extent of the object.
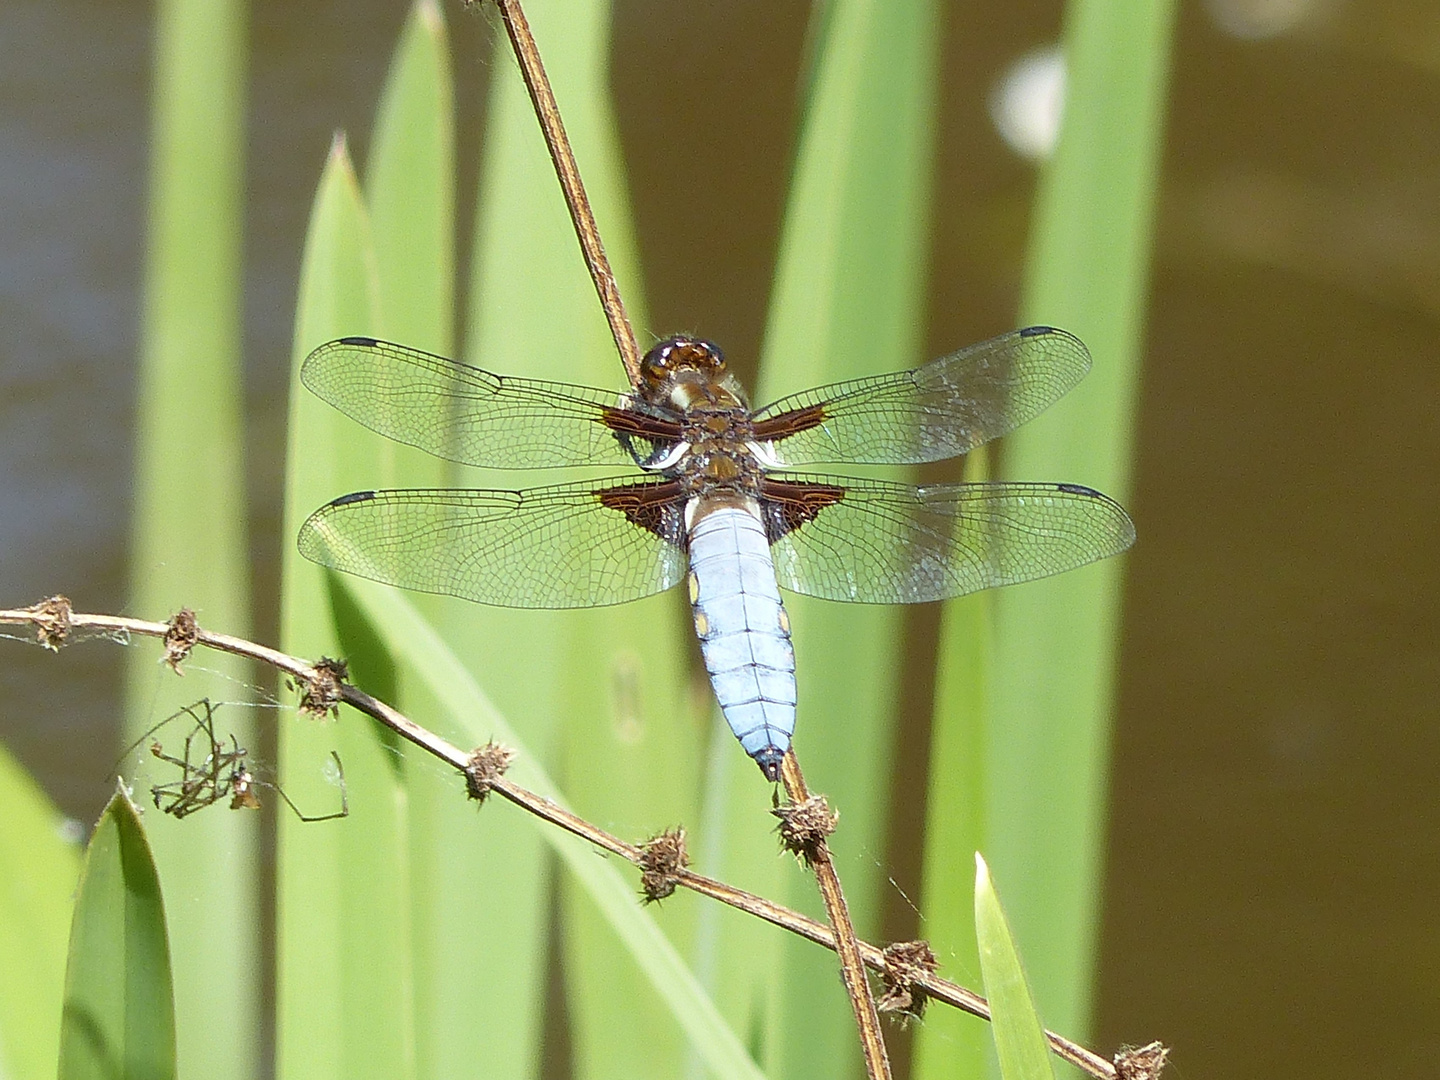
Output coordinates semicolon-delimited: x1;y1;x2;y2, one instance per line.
1;597;1143;1080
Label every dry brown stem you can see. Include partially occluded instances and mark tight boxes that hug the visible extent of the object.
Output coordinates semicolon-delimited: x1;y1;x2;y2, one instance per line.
779;752;892;1080
0;598;1136;1080
478;0;642;387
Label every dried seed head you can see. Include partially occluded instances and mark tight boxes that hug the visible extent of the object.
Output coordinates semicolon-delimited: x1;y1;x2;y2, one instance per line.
26;595;72;650
299;657;349;718
163;609;199;674
772;793;837;865
464;741;517;802
875;940;939;1020
638;827;689;902
1115;1042;1169;1080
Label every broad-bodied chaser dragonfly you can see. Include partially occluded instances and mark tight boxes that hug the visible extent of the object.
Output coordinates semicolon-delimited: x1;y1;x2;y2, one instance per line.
297;328;1135;780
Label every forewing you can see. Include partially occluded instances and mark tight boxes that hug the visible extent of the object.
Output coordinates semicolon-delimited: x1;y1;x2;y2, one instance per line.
762;475;1134;603
752;326;1090;465
297;477;688;608
301;337;682;469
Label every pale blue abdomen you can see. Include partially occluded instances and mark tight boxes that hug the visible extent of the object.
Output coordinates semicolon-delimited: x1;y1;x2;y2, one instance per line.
687;501;796;780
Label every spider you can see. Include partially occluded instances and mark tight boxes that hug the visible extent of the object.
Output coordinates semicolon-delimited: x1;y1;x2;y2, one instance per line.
122;698;347;822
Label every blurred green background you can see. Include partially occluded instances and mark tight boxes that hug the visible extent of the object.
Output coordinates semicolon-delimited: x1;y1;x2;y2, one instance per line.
1;1;1437;1080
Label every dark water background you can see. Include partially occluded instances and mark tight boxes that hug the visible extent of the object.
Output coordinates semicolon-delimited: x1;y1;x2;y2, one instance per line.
2;1;1438;1078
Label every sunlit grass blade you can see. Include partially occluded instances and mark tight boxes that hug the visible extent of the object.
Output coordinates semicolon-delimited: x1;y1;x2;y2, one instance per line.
58;787;176;1080
123;1;255;1078
277;140;416;1080
0;740;81;1080
368;0;454;359
743;0;941;1074
974;854;1056;1080
694;709;792;1073
459;4;700;1077
441;9;577;1077
359;7;463;1078
340;576;764;1080
914;456;992;1080
988;0;1177;1043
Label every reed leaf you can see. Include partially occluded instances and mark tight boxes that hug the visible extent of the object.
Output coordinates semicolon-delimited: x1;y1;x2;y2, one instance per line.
974;854;1055;1080
359;7;466;1079
124;1;254;1078
443;5;598;1075
913;452;992;1080
340;576;764;1080
276;141;414;1080
457;4;702;1077
729;0;941;1075
919;0;1174;1070
988;0;1176;1043
0;741;80;1080
57;787;175;1080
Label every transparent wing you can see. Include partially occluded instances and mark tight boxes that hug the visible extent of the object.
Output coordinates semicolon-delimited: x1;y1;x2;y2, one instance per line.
762;475;1134;603
752;326;1090;466
301;337;683;469
297;477;689;609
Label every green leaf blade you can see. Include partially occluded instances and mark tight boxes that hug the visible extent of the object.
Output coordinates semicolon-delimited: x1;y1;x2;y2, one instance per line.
913;582;992;1080
341;578;765;1080
449;9;603;1078
989;0;1177;1042
462;4;700;1078
746;0;941;1073
974;854;1055;1080
368;0;455;359
277;139;413;1080
360;8;477;1080
0;742;81;1080
58;788;176;1080
124;0;256;1076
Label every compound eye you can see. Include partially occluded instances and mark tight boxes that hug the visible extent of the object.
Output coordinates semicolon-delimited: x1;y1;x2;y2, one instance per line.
692;341;725;374
640;341;675;385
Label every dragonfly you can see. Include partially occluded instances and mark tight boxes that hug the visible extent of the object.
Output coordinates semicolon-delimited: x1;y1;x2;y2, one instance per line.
297;328;1135;780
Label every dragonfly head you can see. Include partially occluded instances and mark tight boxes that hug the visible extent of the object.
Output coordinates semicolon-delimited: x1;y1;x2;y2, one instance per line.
640;336;747;410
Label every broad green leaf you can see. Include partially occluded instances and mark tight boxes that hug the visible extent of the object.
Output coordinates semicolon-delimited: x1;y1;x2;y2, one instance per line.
58;787;176;1080
360;7;463;1080
693;709;791;1073
0;741;81;1080
441;6;581;1078
124;1;255;1077
740;0;941;1074
974;854;1055;1080
989;0;1176;1042
914;451;993;1080
459;4;699;1078
276;140;412;1080
368;0;454;358
342;576;765;1080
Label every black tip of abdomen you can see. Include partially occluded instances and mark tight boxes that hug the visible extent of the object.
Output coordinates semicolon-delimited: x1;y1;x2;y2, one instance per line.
754;748;784;782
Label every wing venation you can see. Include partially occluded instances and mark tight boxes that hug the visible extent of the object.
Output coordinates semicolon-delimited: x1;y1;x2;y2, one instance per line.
752;326;1090;466
298;477;688;608
764;475;1134;603
302;337;682;469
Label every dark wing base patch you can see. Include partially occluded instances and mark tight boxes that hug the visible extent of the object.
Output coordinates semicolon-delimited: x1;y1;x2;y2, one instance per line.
758;478;846;541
